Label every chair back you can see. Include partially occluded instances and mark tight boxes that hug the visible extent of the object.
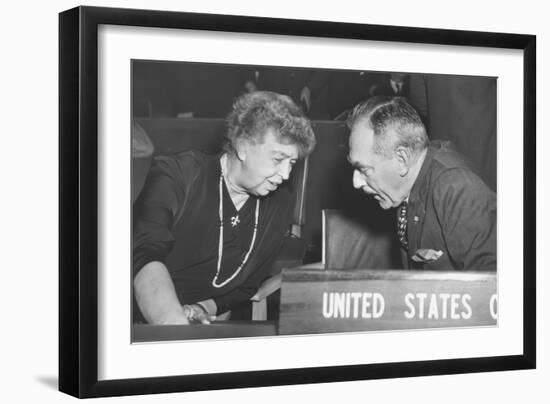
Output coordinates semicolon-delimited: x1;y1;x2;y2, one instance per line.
322;209;401;270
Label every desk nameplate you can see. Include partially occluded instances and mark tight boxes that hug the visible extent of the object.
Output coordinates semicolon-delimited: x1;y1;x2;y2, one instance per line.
279;268;497;335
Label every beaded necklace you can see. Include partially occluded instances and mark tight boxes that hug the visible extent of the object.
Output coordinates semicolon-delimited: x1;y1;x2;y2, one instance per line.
212;165;260;288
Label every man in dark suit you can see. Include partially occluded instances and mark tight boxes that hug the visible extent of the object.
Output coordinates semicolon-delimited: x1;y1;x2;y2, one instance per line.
346;96;496;271
242;67;330;119
370;72;410;98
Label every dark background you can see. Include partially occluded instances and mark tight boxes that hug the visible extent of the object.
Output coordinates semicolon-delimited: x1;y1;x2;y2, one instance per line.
132;60;497;262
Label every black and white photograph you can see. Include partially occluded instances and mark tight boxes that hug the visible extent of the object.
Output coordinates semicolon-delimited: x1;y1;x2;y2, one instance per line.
52;3;540;400
131;60;498;342
4;0;550;401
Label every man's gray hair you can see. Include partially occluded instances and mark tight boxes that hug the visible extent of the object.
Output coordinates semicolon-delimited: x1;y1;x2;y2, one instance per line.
347;96;428;158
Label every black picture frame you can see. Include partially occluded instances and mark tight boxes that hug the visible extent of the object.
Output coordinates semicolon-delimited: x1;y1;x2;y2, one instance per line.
59;5;536;398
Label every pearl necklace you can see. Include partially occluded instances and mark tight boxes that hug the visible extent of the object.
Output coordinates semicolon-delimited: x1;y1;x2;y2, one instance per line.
212;172;260;288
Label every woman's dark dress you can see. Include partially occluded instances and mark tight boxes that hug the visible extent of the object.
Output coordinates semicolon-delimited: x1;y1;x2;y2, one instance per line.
133;150;293;318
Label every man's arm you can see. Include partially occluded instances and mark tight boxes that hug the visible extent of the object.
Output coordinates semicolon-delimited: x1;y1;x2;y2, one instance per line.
134;261;189;324
436;169;497;271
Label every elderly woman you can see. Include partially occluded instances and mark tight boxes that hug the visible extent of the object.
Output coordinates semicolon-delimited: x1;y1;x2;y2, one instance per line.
133;91;316;324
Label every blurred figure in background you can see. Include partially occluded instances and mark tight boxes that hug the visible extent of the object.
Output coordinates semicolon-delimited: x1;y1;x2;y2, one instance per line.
408;74;497;191
243;67;330;119
132;120;155;204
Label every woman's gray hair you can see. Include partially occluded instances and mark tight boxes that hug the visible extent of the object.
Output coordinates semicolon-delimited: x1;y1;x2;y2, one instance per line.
224;91;316;157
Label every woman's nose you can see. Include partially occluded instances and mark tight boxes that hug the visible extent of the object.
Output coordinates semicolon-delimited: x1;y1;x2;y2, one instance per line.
279;162;292;180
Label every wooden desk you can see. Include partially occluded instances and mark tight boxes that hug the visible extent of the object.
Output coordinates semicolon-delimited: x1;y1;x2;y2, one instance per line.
133;321;277;342
133;267;497;341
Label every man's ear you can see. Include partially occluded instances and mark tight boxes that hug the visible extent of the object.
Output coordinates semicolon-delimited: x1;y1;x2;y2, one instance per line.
395;146;412;177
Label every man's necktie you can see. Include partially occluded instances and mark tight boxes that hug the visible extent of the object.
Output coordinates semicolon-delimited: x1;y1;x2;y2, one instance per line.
397;201;408;248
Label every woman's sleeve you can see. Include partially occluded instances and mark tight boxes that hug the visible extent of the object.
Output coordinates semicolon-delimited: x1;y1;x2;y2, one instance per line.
132;156;191;275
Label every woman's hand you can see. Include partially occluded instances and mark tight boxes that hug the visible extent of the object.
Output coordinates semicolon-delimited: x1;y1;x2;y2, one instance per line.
183;303;217;324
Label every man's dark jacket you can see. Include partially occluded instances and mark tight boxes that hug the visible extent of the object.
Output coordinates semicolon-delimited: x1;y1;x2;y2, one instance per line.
402;141;496;271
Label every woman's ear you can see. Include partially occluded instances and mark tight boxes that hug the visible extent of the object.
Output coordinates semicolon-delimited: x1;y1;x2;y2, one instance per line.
234;139;248;162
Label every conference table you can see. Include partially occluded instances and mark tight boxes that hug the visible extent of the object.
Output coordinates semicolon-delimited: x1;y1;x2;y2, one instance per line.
133;322;277;342
133;264;497;343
